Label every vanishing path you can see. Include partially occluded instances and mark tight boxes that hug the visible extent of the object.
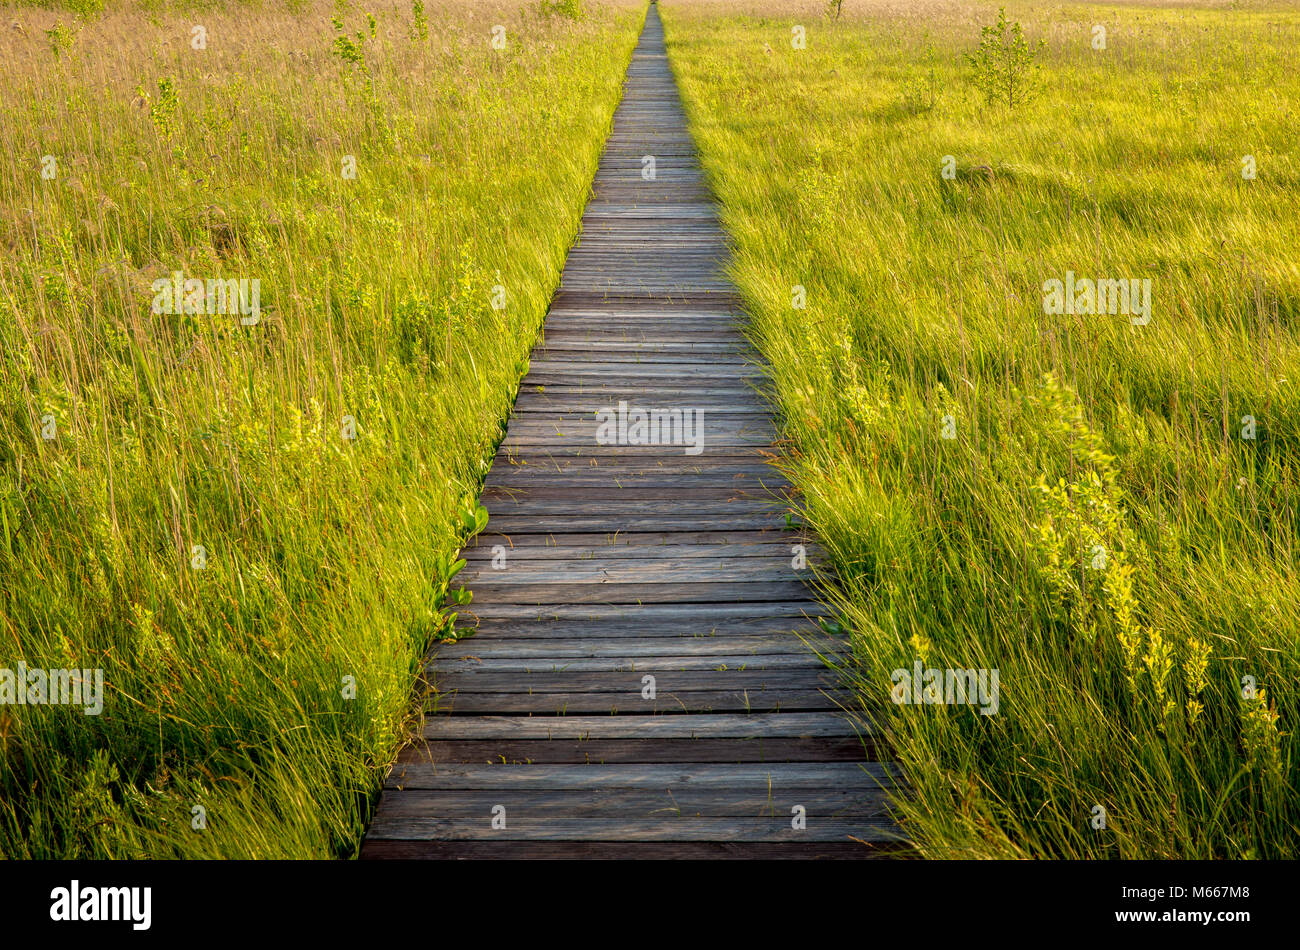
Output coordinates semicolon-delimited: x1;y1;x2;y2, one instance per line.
361;4;900;859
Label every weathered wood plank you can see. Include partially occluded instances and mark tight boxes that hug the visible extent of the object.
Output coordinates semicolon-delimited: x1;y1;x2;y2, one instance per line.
429;690;852;715
452;618;828;638
480;481;792;497
465;581;815;604
461;542;816;561
484;459;786;476
386;761;901;790
479;484;792;499
481;515;796;532
431;653;831;673
495;447;780;460
360;840;899;859
431;670;840;693
366;817;898;843
458;562;814;586
434;631;840;655
402;736;868;763
419;713;865;741
499;430;777;447
373;785;888;816
460;601;826;620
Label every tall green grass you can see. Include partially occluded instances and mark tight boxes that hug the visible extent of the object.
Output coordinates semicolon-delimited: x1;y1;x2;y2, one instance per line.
662;0;1299;857
0;0;644;858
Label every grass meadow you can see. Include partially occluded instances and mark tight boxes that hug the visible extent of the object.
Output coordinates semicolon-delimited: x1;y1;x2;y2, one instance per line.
2;0;1296;863
0;0;643;858
662;0;1299;857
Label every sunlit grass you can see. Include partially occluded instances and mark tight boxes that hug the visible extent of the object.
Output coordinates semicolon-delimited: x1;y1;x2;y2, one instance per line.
663;0;1299;858
0;0;644;858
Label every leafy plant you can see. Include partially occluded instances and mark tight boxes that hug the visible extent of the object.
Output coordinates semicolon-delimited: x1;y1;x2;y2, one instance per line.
459;501;489;537
429;501;488;641
63;0;105;21
965;7;1043;109
538;0;585;21
46;21;78;58
147;77;180;141
330;12;376;72
393;250;492;372
410;0;428;42
902;38;939;113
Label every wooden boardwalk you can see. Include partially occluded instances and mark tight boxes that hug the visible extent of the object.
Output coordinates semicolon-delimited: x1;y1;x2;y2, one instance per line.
361;5;901;859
